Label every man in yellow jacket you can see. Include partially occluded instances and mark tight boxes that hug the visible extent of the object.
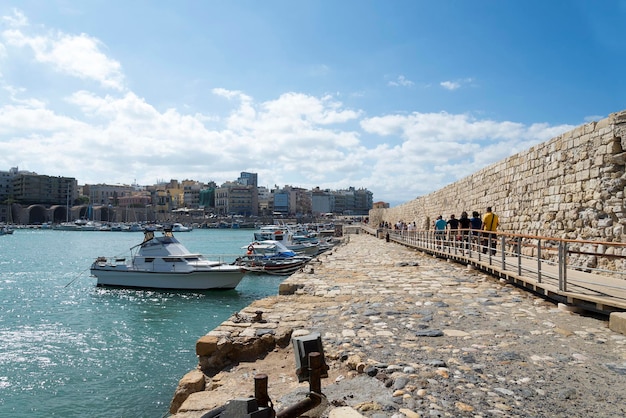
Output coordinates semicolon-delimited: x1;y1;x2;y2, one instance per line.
482;207;499;255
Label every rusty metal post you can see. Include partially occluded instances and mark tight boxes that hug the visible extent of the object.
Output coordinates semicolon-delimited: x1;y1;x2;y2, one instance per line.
276;392;323;418
275;352;326;418
255;374;270;408
308;352;322;394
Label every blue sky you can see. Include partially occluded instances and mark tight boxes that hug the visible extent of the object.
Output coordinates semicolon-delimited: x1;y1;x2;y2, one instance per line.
1;1;625;206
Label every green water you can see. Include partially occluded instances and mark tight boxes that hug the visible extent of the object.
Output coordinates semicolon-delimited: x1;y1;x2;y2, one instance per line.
0;228;285;417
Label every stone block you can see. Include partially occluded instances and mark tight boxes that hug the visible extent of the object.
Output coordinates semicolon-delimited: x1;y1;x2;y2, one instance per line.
169;369;206;414
196;335;219;356
609;312;626;335
329;407;366;417
279;282;304;295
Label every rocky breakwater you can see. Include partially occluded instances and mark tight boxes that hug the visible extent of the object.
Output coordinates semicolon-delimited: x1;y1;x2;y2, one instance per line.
170;233;626;417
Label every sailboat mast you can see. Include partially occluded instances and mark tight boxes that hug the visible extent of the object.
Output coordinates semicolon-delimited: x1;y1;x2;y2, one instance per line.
66;183;70;222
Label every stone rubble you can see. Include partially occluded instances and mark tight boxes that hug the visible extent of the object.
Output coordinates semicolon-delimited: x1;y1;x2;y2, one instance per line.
171;233;626;417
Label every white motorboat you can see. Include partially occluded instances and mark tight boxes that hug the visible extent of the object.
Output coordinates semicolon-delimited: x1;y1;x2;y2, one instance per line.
253;225;319;255
90;228;246;290
253;225;287;241
172;223;192;232
234;240;311;276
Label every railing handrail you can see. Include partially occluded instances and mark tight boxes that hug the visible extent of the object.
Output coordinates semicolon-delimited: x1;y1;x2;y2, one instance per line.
364;224;626;248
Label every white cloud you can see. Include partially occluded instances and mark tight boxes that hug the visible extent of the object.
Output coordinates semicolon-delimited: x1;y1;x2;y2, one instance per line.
440;78;475;91
584;114;604;122
1;8;28;28
1;10;124;90
388;75;414;87
440;80;460;90
359;112;575;199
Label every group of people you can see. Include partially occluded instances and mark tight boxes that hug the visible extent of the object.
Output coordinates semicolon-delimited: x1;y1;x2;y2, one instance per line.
434;207;499;255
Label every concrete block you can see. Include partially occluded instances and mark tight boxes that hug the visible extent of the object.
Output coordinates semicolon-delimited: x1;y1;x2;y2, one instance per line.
609;312;626;335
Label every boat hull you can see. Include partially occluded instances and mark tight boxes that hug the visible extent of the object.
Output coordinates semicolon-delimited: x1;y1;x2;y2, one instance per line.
91;267;246;290
236;257;309;276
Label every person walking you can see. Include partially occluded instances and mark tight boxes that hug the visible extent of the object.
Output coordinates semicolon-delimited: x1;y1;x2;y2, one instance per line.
447;214;460;247
469;211;482;251
458;211;471;250
482;207;499;255
434;215;447;248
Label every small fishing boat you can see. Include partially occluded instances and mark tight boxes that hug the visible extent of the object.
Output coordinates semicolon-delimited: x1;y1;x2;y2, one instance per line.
90;228;246;290
235;240;311;276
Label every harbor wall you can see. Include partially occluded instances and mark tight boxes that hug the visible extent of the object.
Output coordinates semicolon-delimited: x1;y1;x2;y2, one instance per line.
369;109;626;245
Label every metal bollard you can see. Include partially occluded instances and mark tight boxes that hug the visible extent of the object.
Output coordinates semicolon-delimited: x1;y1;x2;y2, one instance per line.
276;352;326;418
254;374;272;410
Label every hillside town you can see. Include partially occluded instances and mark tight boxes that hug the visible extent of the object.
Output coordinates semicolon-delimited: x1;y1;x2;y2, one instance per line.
0;167;381;226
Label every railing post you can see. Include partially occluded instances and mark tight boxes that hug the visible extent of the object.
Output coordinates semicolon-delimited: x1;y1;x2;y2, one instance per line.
558;242;564;291
562;241;568;292
517;237;522;276
537;239;542;283
501;234;506;270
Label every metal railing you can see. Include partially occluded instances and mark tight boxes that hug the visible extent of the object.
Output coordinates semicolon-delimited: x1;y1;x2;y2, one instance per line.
360;224;626;313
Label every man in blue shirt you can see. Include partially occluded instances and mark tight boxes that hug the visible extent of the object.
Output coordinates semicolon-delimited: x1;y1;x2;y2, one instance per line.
434;215;447;248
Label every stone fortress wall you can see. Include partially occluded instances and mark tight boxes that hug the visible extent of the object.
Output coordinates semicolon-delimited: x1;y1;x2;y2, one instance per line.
369;109;626;245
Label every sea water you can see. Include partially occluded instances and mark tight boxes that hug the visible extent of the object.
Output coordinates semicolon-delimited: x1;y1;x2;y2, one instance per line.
0;228;285;417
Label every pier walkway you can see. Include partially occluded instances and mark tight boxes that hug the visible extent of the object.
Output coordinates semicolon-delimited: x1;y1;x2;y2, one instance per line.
171;231;626;417
361;225;626;314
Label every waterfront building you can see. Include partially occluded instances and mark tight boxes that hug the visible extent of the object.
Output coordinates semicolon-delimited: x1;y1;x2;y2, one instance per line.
12;172;77;206
333;187;373;216
198;187;215;211
117;194;152;207
311;187;335;215
215;182;258;216
257;186;273;216
237;172;258;188
0;167;20;203
0;166;373;222
84;183;135;206
270;185;313;216
182;180;204;208
151;188;173;213
352;187;374;215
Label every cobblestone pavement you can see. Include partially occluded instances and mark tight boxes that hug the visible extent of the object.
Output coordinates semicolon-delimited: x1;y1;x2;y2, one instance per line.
172;233;626;418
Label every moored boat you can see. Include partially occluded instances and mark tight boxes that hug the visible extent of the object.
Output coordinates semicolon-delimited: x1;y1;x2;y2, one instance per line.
172;223;192;232
253;225;287;241
90;228;246;290
0;225;14;235
253;224;320;255
234;240;311;276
